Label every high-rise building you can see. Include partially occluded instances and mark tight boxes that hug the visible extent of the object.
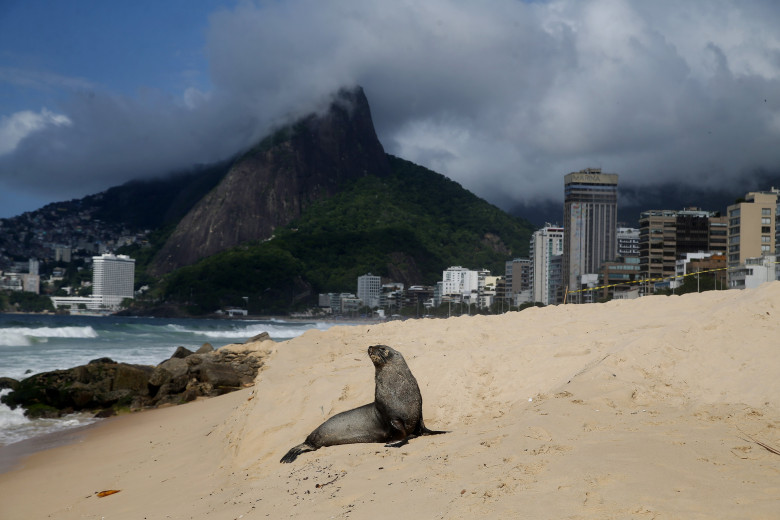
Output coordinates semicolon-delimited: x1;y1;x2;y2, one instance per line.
357;273;381;308
93;254;135;308
504;258;531;299
638;208;725;292
530;224;564;305
562;168;618;302
638;210;677;283
727;190;778;284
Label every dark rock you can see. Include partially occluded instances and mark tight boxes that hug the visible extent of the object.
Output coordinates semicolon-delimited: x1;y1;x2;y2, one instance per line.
94;408;116;418
245;332;270;343
170;346;195;359
195;359;242;389
1;347;265;416
148;357;189;399
89;357;116;365
0;377;19;391
113;364;152;392
196;342;214;354
25;404;60;419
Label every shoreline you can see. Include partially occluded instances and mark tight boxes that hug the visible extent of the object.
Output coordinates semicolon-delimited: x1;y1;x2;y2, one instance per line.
0;418;105;474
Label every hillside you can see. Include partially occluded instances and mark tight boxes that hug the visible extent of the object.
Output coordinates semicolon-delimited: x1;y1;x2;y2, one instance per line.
160;154;534;314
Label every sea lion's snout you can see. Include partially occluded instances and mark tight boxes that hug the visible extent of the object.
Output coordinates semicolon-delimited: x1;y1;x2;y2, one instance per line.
368;344;391;365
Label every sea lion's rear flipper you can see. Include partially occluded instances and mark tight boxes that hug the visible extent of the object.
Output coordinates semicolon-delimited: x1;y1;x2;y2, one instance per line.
419;420;448;436
280;442;315;463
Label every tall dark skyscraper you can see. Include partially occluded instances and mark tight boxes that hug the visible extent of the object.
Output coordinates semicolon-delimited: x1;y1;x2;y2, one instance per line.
563;168;618;302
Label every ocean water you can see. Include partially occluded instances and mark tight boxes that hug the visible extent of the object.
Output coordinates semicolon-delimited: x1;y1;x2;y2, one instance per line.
0;313;340;446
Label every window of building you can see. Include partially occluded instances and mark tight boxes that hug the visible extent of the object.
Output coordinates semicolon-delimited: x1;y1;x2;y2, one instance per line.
762;226;771;234
730;208;740;217
762;208;771;216
761;245;771;252
762;217;771;225
762;235;771;243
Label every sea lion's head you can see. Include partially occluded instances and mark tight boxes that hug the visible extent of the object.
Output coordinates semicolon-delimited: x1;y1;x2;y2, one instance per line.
368;344;401;367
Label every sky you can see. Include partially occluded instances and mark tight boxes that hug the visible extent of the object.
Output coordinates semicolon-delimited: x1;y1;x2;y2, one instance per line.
1;0;780;219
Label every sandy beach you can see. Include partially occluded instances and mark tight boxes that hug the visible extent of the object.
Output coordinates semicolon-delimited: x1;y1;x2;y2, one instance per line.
1;283;779;519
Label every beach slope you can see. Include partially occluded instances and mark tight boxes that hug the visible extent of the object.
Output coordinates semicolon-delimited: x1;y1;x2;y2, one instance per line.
1;284;779;519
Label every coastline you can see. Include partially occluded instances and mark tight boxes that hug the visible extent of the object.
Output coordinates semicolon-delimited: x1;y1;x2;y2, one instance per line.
1;285;778;519
0;418;104;474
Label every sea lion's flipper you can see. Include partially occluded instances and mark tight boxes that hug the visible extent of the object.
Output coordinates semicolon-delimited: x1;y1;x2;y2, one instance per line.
385;418;411;447
418;420;448;436
280;442;315;463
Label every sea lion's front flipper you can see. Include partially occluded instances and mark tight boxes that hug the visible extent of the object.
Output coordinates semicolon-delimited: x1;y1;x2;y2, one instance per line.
385;418;412;448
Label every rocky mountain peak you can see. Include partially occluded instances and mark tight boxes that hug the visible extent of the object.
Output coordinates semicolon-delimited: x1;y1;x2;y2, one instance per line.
149;86;390;275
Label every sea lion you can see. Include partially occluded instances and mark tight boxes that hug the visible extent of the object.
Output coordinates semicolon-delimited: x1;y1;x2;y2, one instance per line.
280;344;445;463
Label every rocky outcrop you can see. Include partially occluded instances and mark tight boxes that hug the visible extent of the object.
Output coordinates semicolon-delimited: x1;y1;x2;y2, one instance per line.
149;86;391;275
0;341;270;418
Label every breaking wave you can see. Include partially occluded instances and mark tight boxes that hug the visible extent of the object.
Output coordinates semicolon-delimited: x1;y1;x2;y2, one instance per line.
0;326;99;347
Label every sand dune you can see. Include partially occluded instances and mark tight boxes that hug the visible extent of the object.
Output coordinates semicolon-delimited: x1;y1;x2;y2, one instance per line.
1;283;779;519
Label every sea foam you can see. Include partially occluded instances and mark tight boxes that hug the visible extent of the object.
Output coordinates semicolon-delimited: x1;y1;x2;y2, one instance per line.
0;326;98;347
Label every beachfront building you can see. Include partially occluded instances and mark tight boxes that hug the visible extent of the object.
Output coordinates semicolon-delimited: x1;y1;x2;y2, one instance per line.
357;273;381;309
729;255;777;289
439;266;491;308
93;253;135;309
639;208;726;293
727;190;778;285
504;258;531;304
599;256;641;300
530;224;564;305
617;227;640;257
672;252;727;290
562;169;618;303
50;254;135;312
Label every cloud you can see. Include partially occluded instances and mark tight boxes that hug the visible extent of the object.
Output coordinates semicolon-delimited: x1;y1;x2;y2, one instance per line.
2;0;780;208
0;108;71;155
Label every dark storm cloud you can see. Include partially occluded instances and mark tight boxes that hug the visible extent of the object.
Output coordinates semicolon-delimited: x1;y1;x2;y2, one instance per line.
2;0;780;207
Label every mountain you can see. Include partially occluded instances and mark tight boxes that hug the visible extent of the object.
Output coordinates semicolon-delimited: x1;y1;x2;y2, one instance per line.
149;87;390;276
143;86;533;314
159;154;533;314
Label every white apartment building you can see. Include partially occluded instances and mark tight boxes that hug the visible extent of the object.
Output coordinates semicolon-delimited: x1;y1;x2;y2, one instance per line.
51;254;135;312
729;255;777;289
441;266;486;296
92;253;135;308
439;266;491;308
357;273;381;308
617;227;640;257
530;224;564;305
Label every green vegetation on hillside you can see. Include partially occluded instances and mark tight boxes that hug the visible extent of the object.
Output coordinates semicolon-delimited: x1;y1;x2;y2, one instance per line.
0;291;55;313
160;155;534;314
